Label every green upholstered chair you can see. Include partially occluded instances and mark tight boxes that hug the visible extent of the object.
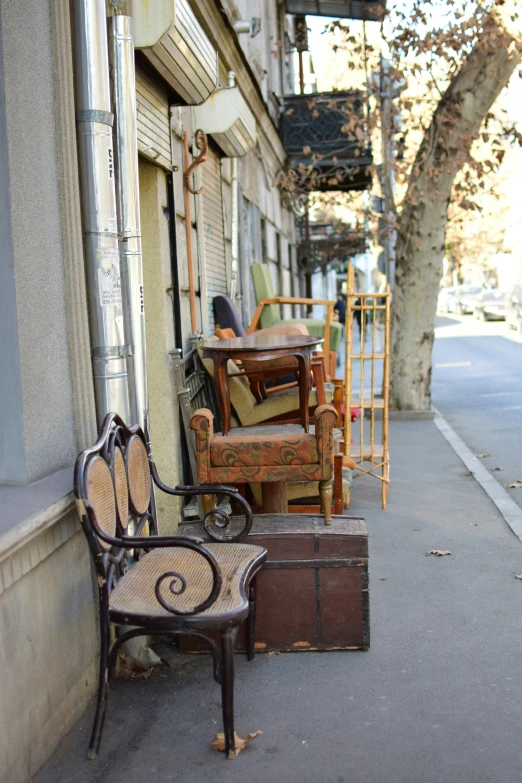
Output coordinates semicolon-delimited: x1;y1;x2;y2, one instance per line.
248;264;343;377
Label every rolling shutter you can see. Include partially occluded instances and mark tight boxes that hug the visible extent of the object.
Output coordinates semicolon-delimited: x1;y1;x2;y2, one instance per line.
135;64;171;170
202;144;227;331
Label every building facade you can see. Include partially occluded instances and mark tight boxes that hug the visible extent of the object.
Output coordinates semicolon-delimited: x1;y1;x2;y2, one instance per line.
0;0;383;777
0;1;303;780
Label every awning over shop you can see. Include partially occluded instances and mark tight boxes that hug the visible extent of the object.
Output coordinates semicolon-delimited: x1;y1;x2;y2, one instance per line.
191;86;256;157
133;0;218;105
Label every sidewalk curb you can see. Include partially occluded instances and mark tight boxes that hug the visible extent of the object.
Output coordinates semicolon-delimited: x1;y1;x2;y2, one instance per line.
432;409;522;543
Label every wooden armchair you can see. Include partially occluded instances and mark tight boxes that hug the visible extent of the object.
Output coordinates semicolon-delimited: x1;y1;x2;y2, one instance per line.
74;412;266;760
189;404;338;523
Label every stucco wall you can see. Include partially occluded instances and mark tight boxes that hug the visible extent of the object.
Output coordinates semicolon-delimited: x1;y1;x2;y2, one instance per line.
0;509;98;783
0;0;77;483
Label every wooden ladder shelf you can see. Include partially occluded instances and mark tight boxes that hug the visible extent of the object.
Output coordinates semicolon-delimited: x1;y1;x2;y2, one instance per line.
344;264;391;509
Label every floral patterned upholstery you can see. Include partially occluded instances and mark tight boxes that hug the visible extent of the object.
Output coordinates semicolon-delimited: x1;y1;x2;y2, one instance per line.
189;405;338;485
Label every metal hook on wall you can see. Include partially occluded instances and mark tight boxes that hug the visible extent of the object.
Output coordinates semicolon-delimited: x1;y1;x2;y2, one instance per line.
182;129;209;333
184;129;208;195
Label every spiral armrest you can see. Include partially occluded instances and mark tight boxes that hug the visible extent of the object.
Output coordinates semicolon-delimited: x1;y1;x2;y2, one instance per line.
175;483;253;542
153;538;222;616
150;458;253;541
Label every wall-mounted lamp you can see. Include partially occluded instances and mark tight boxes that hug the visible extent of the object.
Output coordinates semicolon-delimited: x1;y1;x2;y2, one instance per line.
233;18;261;37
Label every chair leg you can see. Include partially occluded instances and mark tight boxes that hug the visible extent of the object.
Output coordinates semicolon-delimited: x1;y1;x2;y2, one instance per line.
247;579;257;661
334;453;344;515
220;627;238;759
88;613;111;760
319;479;333;525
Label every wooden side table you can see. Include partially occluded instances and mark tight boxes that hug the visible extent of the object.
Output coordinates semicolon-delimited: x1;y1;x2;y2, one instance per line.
202;334;323;436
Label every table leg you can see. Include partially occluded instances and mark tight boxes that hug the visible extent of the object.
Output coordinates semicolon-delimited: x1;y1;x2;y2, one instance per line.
261;481;288;513
296;353;311;432
214;358;231;435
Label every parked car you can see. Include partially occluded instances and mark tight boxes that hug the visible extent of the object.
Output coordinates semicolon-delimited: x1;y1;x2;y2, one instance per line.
455;285;484;315
474;290;507;321
506;283;522;332
437;287;456;313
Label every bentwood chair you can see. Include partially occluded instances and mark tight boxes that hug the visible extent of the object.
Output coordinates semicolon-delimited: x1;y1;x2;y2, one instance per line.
74;412;266;760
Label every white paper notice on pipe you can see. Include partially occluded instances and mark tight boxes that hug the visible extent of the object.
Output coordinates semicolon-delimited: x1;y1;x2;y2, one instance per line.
107;217;118;233
97;248;122;307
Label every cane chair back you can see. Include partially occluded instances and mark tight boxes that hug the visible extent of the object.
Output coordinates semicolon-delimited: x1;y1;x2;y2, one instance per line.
126;435;152;516
113;447;129;530
76;416;157;573
85;456;118;550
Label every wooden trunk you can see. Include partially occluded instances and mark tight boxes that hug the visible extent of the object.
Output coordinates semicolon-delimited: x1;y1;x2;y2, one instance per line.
180;514;369;653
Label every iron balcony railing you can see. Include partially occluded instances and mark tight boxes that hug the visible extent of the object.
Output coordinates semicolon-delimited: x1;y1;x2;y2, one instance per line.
296;221;367;273
281;91;373;193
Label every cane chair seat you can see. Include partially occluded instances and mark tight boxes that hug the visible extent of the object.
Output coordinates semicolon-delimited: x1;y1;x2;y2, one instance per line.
109;543;265;628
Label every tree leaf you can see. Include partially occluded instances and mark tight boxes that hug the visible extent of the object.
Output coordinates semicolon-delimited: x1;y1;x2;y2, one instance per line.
505;482;522;489
475;453;490;458
490;466;504;471
211;731;262;759
515;574;522;580
468;523;478;526
426;550;452;556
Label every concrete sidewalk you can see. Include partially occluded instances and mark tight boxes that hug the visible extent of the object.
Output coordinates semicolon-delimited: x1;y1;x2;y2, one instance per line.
33;419;522;783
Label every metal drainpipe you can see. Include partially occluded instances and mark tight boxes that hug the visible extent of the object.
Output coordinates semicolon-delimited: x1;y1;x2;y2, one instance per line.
108;4;150;436
228;72;239;301
72;0;131;424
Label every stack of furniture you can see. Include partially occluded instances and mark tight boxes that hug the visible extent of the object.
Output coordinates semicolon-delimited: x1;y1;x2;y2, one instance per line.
73;274;372;762
172;345;350;516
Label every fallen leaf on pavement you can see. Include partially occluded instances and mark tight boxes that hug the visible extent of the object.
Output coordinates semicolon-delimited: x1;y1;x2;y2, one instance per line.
514;574;522;581
468;523;477;527
379;577;387;581
212;731;262;758
267;650;280;655
426;550;452;557
475;453;490;458
465;471;474;477
490;466;504;471
505;482;522;489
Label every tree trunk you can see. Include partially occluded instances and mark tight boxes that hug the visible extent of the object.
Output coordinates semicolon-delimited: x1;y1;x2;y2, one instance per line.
390;6;522;410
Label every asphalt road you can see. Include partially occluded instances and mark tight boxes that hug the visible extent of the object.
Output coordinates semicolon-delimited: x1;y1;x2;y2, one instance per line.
433;313;522;509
